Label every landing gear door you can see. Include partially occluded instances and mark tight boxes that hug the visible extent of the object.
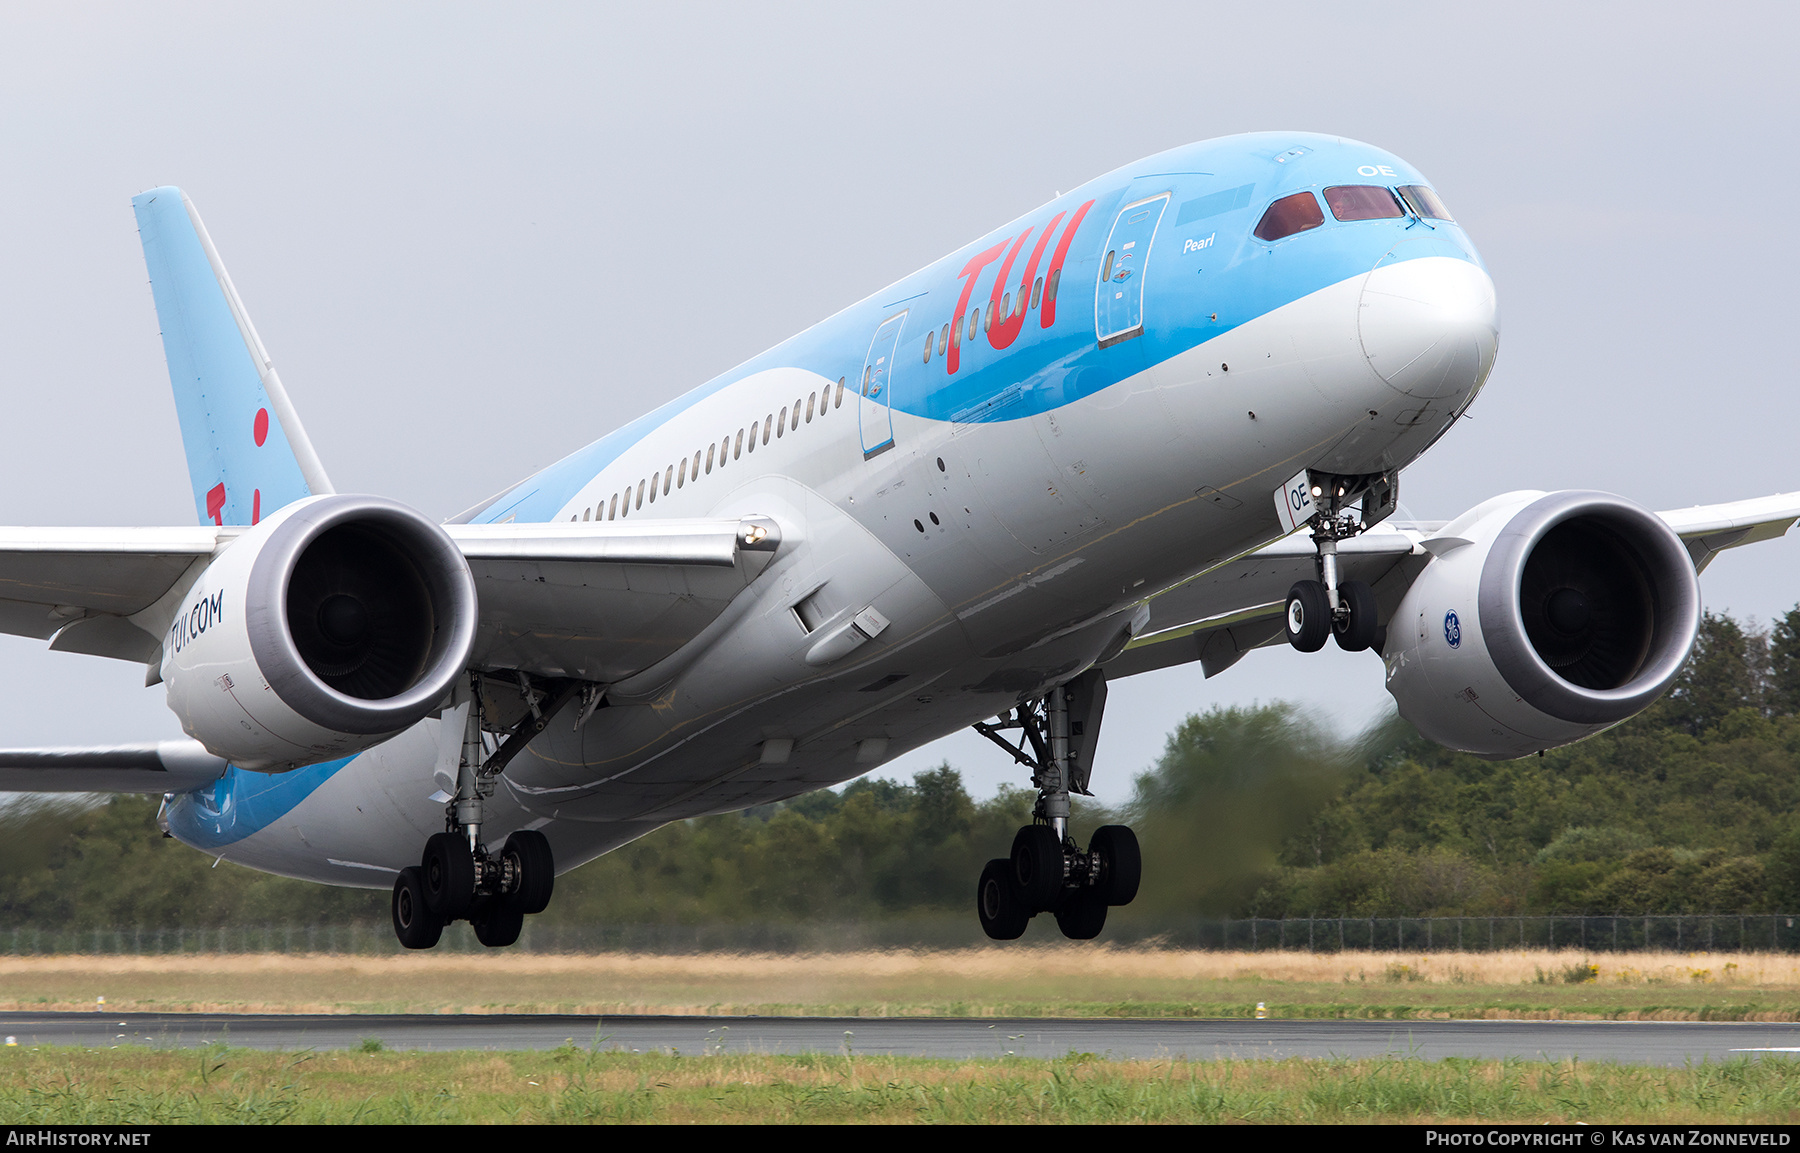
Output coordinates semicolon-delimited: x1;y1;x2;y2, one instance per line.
859;310;907;459
1094;194;1170;348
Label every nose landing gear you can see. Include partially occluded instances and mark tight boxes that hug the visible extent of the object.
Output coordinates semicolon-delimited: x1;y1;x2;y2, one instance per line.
971;672;1141;941
1284;470;1395;654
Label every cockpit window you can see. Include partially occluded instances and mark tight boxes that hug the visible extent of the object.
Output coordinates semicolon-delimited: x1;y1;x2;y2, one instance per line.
1398;184;1454;221
1324;185;1405;221
1253;192;1324;241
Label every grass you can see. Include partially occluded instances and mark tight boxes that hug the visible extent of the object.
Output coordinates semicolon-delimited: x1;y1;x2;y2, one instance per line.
3;948;1800;1020
0;1045;1796;1123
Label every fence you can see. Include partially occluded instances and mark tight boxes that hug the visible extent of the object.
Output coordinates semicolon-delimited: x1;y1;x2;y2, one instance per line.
4;915;1800;955
1164;914;1800;954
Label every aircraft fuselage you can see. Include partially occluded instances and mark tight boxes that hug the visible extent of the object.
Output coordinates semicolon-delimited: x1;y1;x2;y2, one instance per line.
165;131;1499;886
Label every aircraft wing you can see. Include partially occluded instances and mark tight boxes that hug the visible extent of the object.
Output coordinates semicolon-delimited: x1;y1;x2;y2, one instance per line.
444;517;779;681
0;742;227;795
0;516;781;683
1659;492;1800;573
1104;491;1800;681
0;526;220;664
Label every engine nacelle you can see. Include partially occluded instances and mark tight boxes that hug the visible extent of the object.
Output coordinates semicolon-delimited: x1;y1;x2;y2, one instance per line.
1383;490;1699;759
161;495;477;771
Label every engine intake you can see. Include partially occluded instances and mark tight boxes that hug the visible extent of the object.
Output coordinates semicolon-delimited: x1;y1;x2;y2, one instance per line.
164;495;477;770
1385;490;1699;758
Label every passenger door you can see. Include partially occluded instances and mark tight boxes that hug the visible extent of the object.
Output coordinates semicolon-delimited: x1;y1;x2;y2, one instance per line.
1094;194;1170;348
859;311;907;458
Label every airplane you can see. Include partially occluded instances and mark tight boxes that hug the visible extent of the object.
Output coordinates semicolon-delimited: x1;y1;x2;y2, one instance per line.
1;131;1794;948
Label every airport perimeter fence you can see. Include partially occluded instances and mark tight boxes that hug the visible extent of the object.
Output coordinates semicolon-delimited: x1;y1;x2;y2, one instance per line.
6;914;1800;955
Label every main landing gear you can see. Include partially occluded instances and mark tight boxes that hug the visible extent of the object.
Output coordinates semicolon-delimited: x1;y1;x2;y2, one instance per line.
972;672;1141;941
392;673;589;949
1284;470;1396;655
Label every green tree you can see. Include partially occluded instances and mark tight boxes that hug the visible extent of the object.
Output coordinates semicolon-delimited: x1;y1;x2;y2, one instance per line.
1769;606;1800;717
1658;611;1764;735
1124;703;1349;917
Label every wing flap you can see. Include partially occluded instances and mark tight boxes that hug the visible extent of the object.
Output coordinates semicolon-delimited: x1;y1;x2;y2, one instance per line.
449;516;780;681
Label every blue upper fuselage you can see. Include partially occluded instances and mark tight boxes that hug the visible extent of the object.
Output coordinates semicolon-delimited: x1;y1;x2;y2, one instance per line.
462;132;1483;527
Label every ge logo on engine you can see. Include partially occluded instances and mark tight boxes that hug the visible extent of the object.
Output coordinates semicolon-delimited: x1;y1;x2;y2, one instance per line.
1444;610;1462;649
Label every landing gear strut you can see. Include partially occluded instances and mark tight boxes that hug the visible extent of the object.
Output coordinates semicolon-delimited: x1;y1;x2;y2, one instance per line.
1285;470;1395;654
391;673;588;949
971;671;1140;941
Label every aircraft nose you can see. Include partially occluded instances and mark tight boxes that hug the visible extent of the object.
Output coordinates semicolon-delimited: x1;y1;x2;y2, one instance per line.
1358;250;1499;401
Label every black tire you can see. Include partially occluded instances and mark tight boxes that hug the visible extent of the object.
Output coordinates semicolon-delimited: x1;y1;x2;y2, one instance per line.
1053;890;1108;940
502;830;555;915
1285;580;1331;653
1011;825;1065;912
471;900;524;948
1089;824;1142;906
391;866;443;950
1333;579;1378;652
422;832;475;921
976;858;1029;941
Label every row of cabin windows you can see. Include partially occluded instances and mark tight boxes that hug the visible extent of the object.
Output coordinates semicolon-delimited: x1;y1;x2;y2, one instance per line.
920;268;1062;364
572;376;850;522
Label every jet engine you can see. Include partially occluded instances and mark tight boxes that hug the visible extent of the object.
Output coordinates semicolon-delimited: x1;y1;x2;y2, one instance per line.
161;495;477;771
1383;490;1699;759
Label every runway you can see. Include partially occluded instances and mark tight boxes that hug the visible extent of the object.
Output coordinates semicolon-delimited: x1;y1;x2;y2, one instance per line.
5;1012;1800;1065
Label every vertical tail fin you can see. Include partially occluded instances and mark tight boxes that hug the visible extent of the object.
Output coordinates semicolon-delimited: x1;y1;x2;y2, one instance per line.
132;187;334;526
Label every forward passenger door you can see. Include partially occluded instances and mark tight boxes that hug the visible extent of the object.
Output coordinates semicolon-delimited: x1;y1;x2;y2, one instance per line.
1094;194;1170;348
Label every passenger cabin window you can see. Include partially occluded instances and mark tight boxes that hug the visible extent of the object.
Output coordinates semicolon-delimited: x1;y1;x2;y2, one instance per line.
791;399;802;429
806;392;815;422
777;407;787;436
1398;184;1454;221
609;495;618;519
706;444;715;473
764;414;773;442
835;377;845;408
664;465;673;493
1324;185;1404;221
1253;192;1324;241
734;429;743;458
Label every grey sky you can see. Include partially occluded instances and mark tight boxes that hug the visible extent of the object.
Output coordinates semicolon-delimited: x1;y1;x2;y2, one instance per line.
0;3;1794;807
